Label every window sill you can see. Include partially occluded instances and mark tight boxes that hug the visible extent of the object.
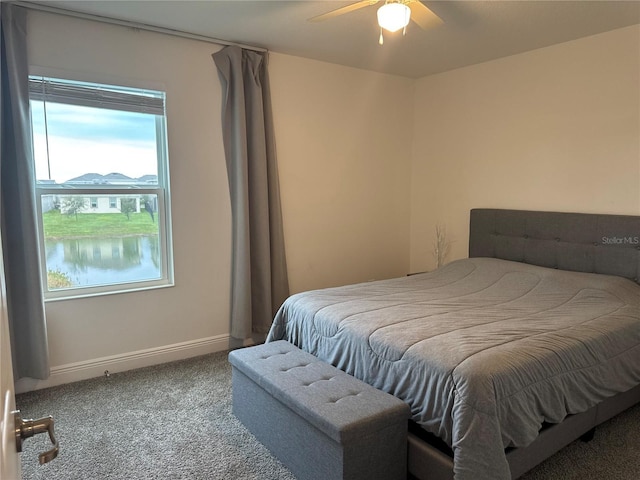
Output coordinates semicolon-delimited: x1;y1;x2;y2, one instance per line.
44;281;175;303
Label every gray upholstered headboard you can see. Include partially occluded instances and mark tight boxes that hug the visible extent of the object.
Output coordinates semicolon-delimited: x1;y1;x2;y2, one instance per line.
469;209;640;284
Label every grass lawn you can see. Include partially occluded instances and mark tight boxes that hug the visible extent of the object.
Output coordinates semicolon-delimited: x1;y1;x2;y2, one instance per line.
43;210;158;238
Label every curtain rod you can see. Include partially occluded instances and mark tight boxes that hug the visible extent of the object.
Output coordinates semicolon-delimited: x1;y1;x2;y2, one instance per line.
15;1;268;53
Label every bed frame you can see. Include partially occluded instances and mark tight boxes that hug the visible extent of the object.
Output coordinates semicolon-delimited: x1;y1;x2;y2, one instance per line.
407;208;640;480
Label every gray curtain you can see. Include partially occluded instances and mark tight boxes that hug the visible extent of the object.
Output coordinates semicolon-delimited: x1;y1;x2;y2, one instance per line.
213;46;289;339
1;4;50;380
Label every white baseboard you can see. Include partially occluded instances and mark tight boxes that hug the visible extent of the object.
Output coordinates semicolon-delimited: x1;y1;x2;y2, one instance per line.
15;334;230;394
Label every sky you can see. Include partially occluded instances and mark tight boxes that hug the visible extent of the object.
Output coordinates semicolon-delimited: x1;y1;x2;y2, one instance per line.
31;101;159;184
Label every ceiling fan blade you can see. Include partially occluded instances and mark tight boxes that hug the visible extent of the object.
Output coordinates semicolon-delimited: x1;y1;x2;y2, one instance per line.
409;1;444;30
308;0;381;23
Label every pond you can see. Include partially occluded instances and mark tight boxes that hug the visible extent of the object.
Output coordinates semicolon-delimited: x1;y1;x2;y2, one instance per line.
44;235;161;289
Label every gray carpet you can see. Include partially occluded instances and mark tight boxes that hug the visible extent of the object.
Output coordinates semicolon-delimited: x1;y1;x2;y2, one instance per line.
16;351;640;480
17;351;295;480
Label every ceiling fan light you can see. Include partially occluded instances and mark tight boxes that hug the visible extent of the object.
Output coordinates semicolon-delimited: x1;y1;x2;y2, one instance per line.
377;3;411;33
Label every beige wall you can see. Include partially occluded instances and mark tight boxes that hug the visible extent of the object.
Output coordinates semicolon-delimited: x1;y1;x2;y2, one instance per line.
21;10;413;386
269;54;413;292
409;25;640;273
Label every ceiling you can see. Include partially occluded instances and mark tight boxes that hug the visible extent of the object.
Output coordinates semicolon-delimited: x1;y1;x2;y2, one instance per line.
25;1;640;79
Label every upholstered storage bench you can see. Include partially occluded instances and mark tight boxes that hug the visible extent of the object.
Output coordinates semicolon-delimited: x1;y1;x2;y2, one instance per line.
228;340;410;480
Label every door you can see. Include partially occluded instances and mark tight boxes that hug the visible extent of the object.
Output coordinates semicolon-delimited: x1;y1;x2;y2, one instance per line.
0;237;21;478
0;233;59;478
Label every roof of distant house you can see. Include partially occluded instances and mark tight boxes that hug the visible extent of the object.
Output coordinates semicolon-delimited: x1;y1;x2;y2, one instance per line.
66;172;105;183
65;173;157;184
136;175;158;183
103;172;131;180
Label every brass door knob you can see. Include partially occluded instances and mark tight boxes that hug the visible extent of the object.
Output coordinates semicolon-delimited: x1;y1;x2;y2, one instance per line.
13;410;59;464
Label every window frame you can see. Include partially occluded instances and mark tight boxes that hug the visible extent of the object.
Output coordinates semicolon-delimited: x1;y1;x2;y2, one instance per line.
29;73;174;300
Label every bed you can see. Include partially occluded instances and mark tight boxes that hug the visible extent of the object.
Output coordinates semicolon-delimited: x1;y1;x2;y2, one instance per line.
265;208;640;480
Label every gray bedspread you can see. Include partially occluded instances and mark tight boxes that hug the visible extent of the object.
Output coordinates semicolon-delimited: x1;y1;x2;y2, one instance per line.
266;258;640;480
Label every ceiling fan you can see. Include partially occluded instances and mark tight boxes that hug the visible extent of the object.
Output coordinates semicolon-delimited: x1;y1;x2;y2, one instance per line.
309;0;443;44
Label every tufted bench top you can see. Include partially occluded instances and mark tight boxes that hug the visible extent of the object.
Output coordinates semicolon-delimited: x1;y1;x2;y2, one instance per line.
228;340;409;444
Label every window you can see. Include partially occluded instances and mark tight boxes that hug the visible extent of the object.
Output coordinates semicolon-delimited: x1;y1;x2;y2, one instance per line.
29;75;173;298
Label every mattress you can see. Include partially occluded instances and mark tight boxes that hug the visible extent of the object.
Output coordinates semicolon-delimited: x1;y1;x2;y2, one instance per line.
266;257;640;480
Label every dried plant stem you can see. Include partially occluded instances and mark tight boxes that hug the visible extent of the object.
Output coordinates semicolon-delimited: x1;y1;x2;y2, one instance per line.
433;223;452;269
